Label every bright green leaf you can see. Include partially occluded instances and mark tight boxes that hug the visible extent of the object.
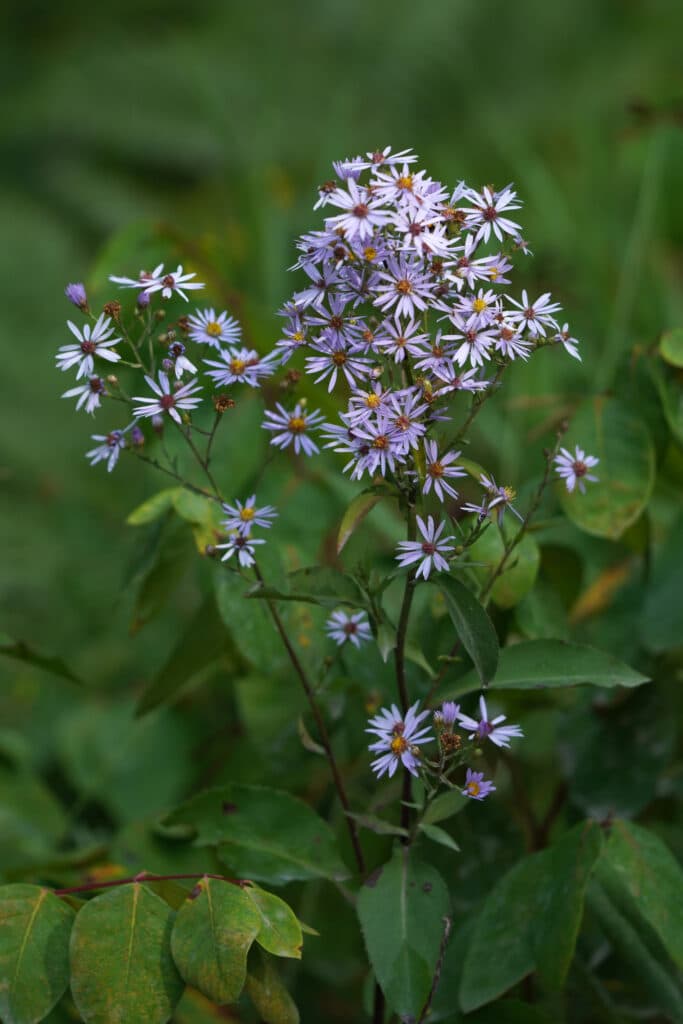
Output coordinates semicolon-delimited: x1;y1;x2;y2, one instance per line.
70;883;184;1024
170;877;260;1004
659;327;683;368
337;492;383;553
357;846;451;1018
244;887;303;960
126;488;180;526
436;577;499;686
0;885;74;1024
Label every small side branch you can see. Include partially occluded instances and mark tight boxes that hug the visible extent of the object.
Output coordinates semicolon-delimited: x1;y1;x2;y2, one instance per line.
417;916;452;1023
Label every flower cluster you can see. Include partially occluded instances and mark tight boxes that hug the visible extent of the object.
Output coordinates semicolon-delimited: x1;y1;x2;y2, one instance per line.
217;494;277;568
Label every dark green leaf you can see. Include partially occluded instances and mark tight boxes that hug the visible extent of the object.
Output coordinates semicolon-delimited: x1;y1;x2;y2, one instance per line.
0;634;83;685
559;397;655;540
244;886;303;959
163;784;349;884
440;639;649;701
0;885;74;1024
357;846;451;1018
245;947;299;1024
436;577;499;686
70;883;184;1024
640;514;683;653
422;788;468;825
347;813;409;837
247;566;364;609
170;877;260;1004
467;528;540;609
418;822;461;852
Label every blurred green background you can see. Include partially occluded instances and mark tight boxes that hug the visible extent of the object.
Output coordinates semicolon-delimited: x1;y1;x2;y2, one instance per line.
1;0;682;756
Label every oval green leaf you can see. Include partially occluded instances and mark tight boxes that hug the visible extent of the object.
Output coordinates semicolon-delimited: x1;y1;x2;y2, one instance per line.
244;887;303;959
70;883;184;1024
559;397;655;540
436;577;499;686
467;527;540;609
163;784;349;884
127;488;180;526
0;885;74;1024
659;327;683;368
171;877;260;1004
245;948;300;1024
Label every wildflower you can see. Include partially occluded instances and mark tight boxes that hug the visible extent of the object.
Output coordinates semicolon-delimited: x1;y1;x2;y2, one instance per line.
554;323;581;361
132;372;202;425
204;347;276;388
374;315;429;363
262;402;324;456
347;416;406;478
305;340;371;392
422;439;466;501
349;147;419;171
56;315;121;378
221;495;277;536
457;695;523;748
479;473;523;525
326;609;372;648
506;290;562;338
462;768;496;801
215;532;264;569
435;701;460;727
373;255;435;319
166;341;197;379
463;184;522;244
494;325;532;361
367;700;433;778
554;446;599;493
86;430;126;472
187;308;242;348
325;179;391;242
62;375;106;414
65;282;88;311
395;514;455;580
142;264;205;301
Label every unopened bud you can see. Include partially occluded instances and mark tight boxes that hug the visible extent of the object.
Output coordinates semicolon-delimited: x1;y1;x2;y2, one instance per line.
65;282;88;311
130;425;144;447
154;308;165;321
137;290;151;309
106;375;119;388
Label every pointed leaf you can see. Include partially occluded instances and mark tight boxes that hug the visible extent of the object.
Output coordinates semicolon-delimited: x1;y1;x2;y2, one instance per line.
170;877;260;1004
357;846;451;1018
163;784;349;884
0;885;74;1024
440;639;649;700
422;788;468;825
244;887;303;960
337;492;383;553
245;947;299;1024
70;883;184;1024
127;488;181;526
436;577;499;686
0;635;83;685
418;822;461;852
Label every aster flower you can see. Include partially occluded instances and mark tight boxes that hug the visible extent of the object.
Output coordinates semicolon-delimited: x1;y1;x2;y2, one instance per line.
166;341;197;379
305;340;372;392
457;288;501;331
554;323;581;361
65;282;88;310
367;700;433;779
187;308;242;348
204;347;276;388
506;290;562;338
215;532;264;569
62;375;107;414
373;255;435;319
326;609;372;648
262;402;324;456
463;184;522;244
422;439;466;501
554;446;599;493
325;180;391;242
86;430;126;472
140;264;205;301
475;473;523;526
395;514;455;580
457;695;524;748
56;315;121;379
462;768;496;801
494;325;532;361
443;318;496;369
349;147;419;171
109;263;165;291
386;390;429;453
221;495;277;536
347;417;406;478
375;315;429;363
436;701;461;727
132;372;202;425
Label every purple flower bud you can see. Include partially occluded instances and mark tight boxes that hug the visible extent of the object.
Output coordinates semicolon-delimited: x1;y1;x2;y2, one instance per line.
65;282;88;310
152;414;164;435
130;425;144;446
137;290;151;308
161;358;174;373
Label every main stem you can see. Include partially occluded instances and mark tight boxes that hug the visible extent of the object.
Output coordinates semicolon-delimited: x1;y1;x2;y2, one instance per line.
395;508;417;835
254;565;366;875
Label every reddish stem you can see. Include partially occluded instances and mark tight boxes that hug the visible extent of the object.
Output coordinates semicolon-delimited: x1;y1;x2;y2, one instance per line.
53;872;247;897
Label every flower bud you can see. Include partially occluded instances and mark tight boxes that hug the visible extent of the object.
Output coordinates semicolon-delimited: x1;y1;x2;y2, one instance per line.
137;290;151;309
65;282;88;311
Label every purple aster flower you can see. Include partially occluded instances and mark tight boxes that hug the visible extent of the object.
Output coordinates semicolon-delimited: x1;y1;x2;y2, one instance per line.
457;288;501;331
422;439;466;501
215;532;264;569
345;383;392;425
307;294;365;347
187;308;242;348
474;473;523;526
293;262;344;311
204;347;276;388
505;290;562;338
494;325;532;361
373;255;435;319
132;372;202;425
375;315;429;363
349;147;419;171
457;695;524;749
65;282;88;310
437;701;461;727
554;445;599;493
221;495;277;536
347;417;406;479
137;290;151;309
56;315;121;379
326;609;372;648
262;402;324;456
392;207;453;257
395;514;455;580
109;262;165;291
443;318;496;369
167;341;197;379
367;700;433;779
86;430;126;472
139;264;205;302
554;323;581;361
463;184;522;244
325;180;391;243
62;375;107;415
386;390;429;453
462;768;496;801
305;340;372;392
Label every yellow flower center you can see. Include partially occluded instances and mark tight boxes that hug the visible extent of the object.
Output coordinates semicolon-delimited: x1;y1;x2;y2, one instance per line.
429;461;444;478
396;279;412;295
373;435;388;450
466;780;480;797
230;359;246;374
391;736;408;755
293;331;305;342
473;298;487;313
396;175;413;191
366;393;381;408
240;507;255;522
288;416;306;433
364;247;377;261
206;321;223;337
332;351;347;366
489;267;499;280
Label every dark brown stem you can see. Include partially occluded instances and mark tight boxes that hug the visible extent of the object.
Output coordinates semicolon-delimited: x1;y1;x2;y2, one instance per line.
417;916;452;1023
133;452;221;502
180;425;223;499
450;363;506;446
54;871;246;897
254;565;366;875
395;510;417;834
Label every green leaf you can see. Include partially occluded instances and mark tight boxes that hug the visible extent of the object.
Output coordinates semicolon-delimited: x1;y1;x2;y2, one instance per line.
357;846;451;1018
659;327;683;368
130;518;195;632
244;886;303;959
172;490;224;552
601;820;683;969
163;784;349;884
127;488;180;526
459;822;603;1010
640;514;683;653
467;527;540;609
70;883;184;1024
376;621;397;663
245;947;299;1024
418;822;461;852
170;877;260;1004
652;358;683;445
347;813;409;837
0;634;83;685
214;569;283;674
337;492;383;553
559;397;655;540
247;566;364;609
0;885;74;1024
440;639;649;700
436;577;499;686
422;788;468;825
136;595;231;714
